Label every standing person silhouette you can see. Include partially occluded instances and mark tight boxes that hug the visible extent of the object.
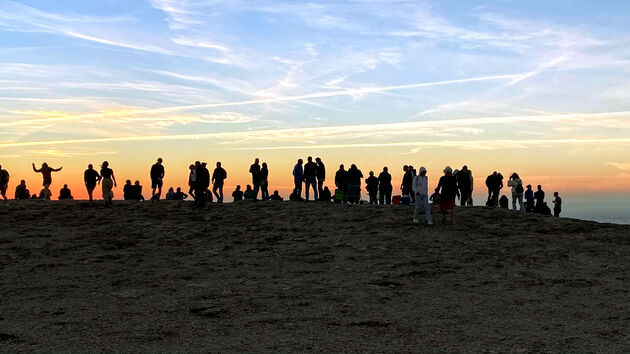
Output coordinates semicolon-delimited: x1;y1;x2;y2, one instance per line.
456;165;472;207
365;171;379;205
212;161;227;203
303;156;319;201
292;159;303;200
188;163;197;199
260;162;269;201
315;157;326;197
346;164;363;204
32;162;62;188
249;158;261;200
84;164;100;202
150;157;165;202
378;167;392;205
0;165;9;203
99;161;117;207
401;165;412;198
507;172;525;214
553;192;562;217
534;185;545;213
334;164;348;203
436;166;459;224
194;161;210;208
412;167;433;225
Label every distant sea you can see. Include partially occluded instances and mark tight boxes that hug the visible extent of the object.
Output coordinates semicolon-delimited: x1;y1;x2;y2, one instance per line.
561;195;630;225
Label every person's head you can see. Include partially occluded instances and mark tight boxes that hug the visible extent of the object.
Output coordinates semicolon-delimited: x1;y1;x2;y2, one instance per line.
125;180;131;185
315;157;321;163
351;164;357;169
101;161;109;168
419;166;427;176
134;180;140;186
176;187;181;192
63;184;68;188
42;162;48;168
403;165;408;171
88;164;93;170
492;171;497;176
324;186;330;191
216;161;221;167
369;171;374;176
262;162;267;169
339;164;345;170
537;184;542;191
273;190;279;195
195;161;201;167
297;159;303;165
511;172;519;179
554;191;559;197
443;166;452;175
236;185;241;191
307;156;313;162
189;164;195;170
254;158;259;164
462;165;468;172
383;166;388;172
157;157;163;164
526;184;532;190
246;184;252;190
168;187;174;192
20;179;26;186
202;162;207;167
409;165;414;171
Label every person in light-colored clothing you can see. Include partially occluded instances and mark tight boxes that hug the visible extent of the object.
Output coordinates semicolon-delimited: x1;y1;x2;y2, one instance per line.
412;167;432;225
507;172;525;214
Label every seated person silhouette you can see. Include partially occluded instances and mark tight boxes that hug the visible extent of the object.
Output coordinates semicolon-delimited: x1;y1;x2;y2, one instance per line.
133;181;145;201
232;185;244;201
269;190;283;201
499;195;509;209
58;184;73;200
31;194;38;199
173;187;188;200
541;202;552;216
39;187;51;200
320;186;332;201
123;180;134;200
243;185;256;200
429;191;441;206
165;187;176;200
15;180;30;200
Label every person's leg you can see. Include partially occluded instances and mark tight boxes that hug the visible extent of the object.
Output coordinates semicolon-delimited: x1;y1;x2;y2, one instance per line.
312;179;318;201
212;183;220;200
422;195;432;224
386;187;392;205
219;184;224;202
253;181;259;200
317;179;324;196
413;199;421;222
512;194;517;211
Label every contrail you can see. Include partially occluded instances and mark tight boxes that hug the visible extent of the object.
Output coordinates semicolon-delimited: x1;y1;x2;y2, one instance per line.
1;110;628;148
0;74;519;127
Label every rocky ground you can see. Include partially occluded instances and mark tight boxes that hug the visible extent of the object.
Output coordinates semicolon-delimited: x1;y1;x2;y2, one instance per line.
0;200;628;352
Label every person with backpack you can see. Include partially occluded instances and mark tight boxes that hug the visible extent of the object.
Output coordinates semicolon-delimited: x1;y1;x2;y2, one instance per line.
507;172;525;214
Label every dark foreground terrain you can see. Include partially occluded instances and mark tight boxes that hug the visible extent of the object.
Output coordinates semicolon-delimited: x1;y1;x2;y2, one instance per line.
0;201;628;352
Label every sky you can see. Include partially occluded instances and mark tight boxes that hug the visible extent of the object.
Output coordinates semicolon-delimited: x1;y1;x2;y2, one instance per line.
1;0;630;201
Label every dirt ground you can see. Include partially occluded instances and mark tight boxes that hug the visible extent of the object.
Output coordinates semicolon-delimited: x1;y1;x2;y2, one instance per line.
1;200;628;352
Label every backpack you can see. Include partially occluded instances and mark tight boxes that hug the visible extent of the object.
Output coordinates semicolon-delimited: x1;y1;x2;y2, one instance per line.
516;183;524;193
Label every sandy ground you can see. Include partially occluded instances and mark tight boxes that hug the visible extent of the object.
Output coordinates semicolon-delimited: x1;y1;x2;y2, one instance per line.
0;200;628;352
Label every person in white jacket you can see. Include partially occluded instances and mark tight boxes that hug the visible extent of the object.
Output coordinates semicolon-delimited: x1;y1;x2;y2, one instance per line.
507;172;525;214
412;166;433;225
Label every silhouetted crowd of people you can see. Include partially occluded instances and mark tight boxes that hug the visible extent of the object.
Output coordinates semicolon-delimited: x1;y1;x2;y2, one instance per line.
0;160;563;221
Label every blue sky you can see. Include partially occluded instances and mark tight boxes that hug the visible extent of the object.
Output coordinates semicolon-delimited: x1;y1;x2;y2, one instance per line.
1;0;630;194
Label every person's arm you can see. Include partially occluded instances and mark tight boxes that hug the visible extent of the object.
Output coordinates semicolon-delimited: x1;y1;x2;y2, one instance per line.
52;166;63;172
112;171;117;187
32;163;41;172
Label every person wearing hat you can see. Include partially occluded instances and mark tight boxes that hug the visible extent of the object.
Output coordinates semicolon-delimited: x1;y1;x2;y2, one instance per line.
150;157;165;202
412;166;433;225
436;166;459;224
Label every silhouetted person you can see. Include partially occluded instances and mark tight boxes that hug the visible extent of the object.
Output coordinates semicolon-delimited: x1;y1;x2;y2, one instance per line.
378;167;392;205
553;192;562;217
401;165;412;199
173;187;188;201
244;185;256;200
456;165;472;207
99;161;117;206
534;185;545;213
32;162;62;188
150;157;165;202
84;164;100;202
541;202;552;216
507;172;525;214
58;184;73;200
365;171;379;205
346;164;363;204
320;186;332;202
123;180;134;200
303;156;319;201
194;161;210;208
412;166;432;225
232;185;243;201
133;180;144;201
0;165;9;203
486;171;503;206
212;161;227;203
260;162;269;201
429;190;440;206
249;158;261;199
188;164;197;199
407;165;416;203
525;184;535;212
499;195;509;209
165;187;176;200
292;159;303;199
436;166;459;224
31;194;37;200
315;157;326;196
39;186;51;200
269;190;283;201
15;180;30;200
334;164;348;203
